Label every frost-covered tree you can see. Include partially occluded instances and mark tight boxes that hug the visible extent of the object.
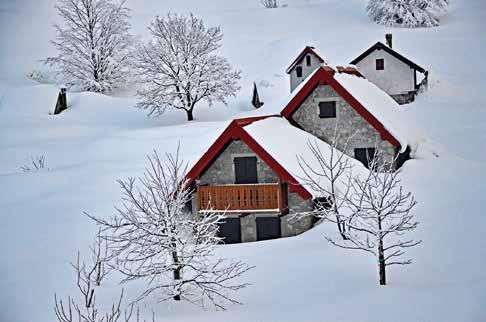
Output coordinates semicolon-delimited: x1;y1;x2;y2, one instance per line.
134;14;241;121
298;146;421;285
87;149;252;309
367;0;449;28
46;0;133;93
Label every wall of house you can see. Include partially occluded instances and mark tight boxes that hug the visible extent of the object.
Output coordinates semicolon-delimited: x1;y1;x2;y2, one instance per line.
291;84;396;161
290;53;321;93
199;140;278;185
354;49;415;96
192;139;314;243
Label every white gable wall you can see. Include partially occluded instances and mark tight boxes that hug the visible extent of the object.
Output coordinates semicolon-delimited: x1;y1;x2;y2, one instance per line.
354;49;415;96
289;53;321;92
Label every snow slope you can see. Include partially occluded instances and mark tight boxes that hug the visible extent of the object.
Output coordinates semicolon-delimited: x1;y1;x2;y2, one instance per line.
1;0;486;322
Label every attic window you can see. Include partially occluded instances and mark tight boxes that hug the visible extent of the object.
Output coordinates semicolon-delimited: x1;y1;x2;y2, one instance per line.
376;59;384;70
354;148;376;169
296;66;303;78
318;101;336;118
306;55;311;66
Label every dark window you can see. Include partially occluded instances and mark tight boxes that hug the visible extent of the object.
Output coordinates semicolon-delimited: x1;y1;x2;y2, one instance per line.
318;101;337;118
296;66;303;78
376;58;384;70
354;148;377;169
256;217;281;241
306;55;311;66
218;217;241;244
234;156;258;184
313;196;332;210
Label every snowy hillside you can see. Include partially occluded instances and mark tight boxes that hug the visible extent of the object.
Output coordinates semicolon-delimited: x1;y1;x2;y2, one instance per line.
1;1;485;322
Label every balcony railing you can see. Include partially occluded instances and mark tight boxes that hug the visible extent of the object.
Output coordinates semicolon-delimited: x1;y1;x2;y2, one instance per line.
197;183;285;212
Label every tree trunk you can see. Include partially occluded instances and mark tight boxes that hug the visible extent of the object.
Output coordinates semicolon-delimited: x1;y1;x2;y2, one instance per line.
171;247;181;301
378;238;386;285
186;109;194;121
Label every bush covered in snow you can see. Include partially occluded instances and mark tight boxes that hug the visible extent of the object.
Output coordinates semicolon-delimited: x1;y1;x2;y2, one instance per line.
45;0;134;93
367;0;449;28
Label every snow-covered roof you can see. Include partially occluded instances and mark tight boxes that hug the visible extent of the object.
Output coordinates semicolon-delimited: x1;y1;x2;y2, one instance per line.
333;72;412;152
244;117;365;198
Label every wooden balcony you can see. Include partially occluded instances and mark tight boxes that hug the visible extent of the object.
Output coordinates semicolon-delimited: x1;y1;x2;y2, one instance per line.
197;183;286;212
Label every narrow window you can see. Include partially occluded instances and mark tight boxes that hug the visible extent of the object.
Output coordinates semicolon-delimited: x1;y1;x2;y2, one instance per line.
296;66;303;78
318;101;337;118
306;55;311;66
354;148;377;169
234;156;258;184
376;58;384;70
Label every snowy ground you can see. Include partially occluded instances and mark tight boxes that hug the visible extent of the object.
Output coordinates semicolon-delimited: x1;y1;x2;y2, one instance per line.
1;0;485;321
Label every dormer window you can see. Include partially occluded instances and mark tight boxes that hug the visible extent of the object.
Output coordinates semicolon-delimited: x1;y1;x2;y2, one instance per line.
296;66;303;78
318;101;336;118
306;55;311;66
376;58;384;70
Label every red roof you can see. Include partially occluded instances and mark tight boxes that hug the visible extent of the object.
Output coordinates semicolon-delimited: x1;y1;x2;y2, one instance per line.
285;46;325;74
281;66;401;148
186;116;313;200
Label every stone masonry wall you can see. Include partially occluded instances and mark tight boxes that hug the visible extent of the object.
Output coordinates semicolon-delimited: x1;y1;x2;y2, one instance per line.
199;140;278;185
292;84;396;161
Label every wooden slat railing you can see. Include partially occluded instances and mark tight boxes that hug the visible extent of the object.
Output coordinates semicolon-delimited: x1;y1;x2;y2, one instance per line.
197;184;281;211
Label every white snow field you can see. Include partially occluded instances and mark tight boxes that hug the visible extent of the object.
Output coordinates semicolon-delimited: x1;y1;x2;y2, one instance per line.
1;0;486;321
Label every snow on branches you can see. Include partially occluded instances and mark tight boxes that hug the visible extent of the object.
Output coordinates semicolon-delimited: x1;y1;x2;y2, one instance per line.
297;137;421;285
367;0;449;28
133;14;241;121
86;148;252;309
46;0;133;93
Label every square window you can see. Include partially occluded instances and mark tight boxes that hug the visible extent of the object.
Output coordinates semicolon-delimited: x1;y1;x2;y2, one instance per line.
354;148;377;169
234;156;258;184
376;59;384;70
318;101;337;118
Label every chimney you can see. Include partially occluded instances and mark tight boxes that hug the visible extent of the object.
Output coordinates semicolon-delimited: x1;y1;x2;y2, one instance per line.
386;34;392;48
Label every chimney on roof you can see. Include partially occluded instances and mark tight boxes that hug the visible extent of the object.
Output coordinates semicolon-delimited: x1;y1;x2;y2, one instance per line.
386;33;392;48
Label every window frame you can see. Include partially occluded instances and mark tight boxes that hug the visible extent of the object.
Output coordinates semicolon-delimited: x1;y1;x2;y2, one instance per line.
376;58;384;70
318;100;337;119
295;66;303;78
233;155;258;184
306;55;311;66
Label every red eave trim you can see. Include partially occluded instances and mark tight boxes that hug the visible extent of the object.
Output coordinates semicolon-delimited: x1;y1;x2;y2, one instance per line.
281;67;401;148
186;117;313;200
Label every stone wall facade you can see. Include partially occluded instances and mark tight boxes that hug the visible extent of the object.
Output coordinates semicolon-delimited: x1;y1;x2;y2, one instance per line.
193;139;315;243
291;84;396;162
199;140;278;185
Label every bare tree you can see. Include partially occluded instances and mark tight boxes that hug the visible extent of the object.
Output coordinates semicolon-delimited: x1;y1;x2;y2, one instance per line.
133;14;241;121
302;146;420;285
296;129;355;240
53;234;152;322
45;0;133;93
87;148;252;309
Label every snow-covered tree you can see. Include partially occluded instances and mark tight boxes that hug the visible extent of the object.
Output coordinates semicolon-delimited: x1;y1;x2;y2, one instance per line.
133;14;241;121
46;0;133;93
298;146;421;285
87;149;252;309
367;0;449;28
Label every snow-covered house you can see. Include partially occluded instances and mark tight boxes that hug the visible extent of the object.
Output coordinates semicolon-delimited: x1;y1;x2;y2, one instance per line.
349;34;428;104
286;46;327;93
281;65;411;168
186;64;414;244
185;116;363;244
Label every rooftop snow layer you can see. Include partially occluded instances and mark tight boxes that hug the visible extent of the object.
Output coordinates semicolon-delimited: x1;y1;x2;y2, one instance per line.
244;116;366;198
334;72;414;152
